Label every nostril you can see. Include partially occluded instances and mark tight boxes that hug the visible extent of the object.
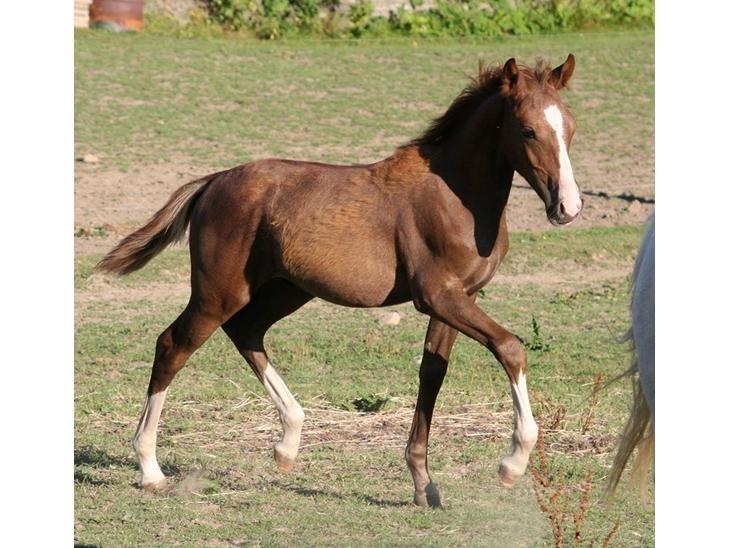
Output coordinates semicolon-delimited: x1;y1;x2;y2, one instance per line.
559;203;566;216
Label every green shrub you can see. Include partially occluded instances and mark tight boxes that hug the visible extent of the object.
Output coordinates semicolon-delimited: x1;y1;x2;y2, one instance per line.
207;0;257;30
202;0;653;40
348;0;374;37
144;10;231;38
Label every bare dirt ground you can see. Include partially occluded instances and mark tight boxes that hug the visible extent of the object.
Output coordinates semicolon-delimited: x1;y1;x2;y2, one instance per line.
74;158;654;256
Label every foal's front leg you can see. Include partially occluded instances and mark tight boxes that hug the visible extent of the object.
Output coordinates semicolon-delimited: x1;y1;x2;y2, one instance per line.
414;281;539;488
406;318;459;507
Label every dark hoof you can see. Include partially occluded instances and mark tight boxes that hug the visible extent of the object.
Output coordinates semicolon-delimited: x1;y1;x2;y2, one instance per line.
414;482;443;508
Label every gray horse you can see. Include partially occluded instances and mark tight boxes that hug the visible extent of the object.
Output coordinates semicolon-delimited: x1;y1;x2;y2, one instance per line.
607;211;655;496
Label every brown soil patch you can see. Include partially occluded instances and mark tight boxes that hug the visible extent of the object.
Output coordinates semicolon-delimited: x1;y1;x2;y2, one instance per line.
505;176;654;233
74;160;654;256
74;158;222;252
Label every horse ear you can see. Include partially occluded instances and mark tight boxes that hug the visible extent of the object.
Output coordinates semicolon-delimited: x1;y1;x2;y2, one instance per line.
550;53;575;90
502;58;519;89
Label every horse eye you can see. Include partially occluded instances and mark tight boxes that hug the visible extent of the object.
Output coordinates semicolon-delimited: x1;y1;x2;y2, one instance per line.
521;127;536;140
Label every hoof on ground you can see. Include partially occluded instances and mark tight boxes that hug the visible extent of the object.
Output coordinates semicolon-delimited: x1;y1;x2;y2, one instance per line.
413;492;428;507
140;477;167;492
274;447;296;472
498;459;523;488
413;482;443;508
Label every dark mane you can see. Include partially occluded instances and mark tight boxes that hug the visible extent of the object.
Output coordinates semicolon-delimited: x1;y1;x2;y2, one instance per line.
411;59;554;147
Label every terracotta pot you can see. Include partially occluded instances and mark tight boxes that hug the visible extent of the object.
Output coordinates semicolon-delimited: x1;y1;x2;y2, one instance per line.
90;0;144;32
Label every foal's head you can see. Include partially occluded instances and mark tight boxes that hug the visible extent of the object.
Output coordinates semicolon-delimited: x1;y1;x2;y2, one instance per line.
498;55;582;225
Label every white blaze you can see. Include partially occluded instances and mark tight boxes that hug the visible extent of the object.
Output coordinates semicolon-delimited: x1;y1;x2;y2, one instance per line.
544;104;582;217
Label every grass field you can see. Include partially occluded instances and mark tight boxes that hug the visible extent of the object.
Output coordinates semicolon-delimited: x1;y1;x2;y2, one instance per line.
75;29;654;546
75;30;654;172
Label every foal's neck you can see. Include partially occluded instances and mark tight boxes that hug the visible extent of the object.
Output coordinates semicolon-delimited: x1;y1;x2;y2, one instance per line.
425;93;513;228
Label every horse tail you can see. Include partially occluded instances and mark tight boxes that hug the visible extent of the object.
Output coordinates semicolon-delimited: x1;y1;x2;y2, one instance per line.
606;211;655;499
96;172;222;275
606;336;654;499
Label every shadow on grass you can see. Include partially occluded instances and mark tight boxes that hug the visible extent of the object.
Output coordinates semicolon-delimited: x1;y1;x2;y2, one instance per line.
513;182;655;204
75;446;137;469
74;446;181;479
74;469;109;486
274;481;412;508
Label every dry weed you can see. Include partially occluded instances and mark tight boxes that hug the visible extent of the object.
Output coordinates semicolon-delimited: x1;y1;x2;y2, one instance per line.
530;428;620;547
580;374;605;434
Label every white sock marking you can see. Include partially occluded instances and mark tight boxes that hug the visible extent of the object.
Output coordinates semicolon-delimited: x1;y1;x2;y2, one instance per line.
132;389;168;486
544;104;582;216
500;372;539;482
263;363;304;462
512;373;538;450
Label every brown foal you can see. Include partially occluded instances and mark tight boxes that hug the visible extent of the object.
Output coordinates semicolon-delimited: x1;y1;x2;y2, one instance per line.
98;55;582;507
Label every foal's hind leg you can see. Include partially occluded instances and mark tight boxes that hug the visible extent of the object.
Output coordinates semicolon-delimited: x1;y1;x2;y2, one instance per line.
222;280;313;471
133;289;249;489
132;303;226;488
406;318;459;507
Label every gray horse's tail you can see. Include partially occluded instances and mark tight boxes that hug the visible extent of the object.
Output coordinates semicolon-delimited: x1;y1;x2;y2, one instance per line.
606;342;654;498
606;212;655;499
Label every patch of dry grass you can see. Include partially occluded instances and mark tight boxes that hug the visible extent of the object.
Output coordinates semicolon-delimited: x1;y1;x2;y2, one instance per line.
154;393;614;459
